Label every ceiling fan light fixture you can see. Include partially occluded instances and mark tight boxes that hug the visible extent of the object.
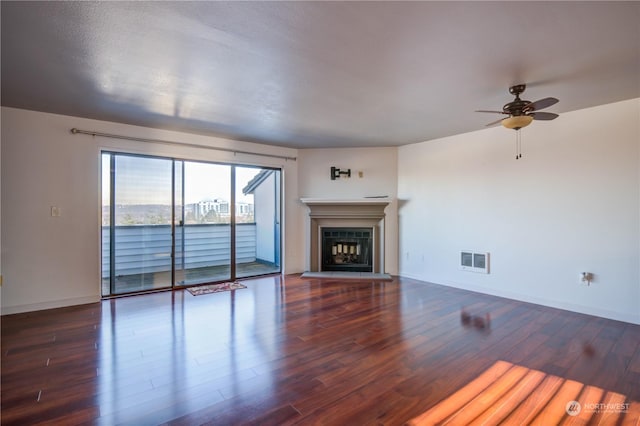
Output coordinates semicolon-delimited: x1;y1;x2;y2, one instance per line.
501;115;533;130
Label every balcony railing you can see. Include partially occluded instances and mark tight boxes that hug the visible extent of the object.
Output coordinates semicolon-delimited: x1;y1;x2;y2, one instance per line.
102;223;257;277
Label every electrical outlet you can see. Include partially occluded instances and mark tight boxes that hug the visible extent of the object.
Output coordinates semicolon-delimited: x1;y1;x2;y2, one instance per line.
51;206;61;217
580;272;594;285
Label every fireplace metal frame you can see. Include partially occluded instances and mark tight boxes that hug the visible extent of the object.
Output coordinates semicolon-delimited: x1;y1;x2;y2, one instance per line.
321;227;373;272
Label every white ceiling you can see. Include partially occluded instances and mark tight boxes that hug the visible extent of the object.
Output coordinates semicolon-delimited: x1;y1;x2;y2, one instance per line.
2;1;639;149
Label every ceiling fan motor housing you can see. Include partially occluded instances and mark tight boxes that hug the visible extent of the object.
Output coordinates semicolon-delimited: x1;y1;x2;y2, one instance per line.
503;100;530;116
504;84;530;116
508;84;527;96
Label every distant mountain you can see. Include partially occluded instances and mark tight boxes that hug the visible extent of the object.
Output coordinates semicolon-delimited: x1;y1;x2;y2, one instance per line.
102;204;172;225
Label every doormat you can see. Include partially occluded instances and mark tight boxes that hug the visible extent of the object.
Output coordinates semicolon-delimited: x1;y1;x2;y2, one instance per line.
186;281;247;296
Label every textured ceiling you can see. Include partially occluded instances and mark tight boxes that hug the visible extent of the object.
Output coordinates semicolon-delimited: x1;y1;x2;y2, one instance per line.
2;1;639;148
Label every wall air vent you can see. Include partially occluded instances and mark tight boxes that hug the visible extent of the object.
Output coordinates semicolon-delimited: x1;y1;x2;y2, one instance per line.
460;251;490;274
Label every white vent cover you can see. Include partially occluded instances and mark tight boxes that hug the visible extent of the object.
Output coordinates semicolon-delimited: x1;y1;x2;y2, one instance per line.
460;251;490;274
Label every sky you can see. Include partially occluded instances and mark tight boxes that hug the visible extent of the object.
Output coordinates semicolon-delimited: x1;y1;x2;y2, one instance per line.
102;154;263;205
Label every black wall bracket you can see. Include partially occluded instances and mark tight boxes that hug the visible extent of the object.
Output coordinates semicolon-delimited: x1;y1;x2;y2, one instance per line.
331;166;351;180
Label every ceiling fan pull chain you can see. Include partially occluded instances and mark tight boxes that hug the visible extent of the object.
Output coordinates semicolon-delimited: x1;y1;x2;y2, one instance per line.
515;129;522;160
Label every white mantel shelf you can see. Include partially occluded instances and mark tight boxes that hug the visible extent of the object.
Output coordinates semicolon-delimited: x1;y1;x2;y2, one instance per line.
300;197;392;205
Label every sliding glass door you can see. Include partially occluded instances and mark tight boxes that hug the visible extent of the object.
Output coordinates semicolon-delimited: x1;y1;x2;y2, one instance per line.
174;161;232;286
101;152;281;297
102;154;173;295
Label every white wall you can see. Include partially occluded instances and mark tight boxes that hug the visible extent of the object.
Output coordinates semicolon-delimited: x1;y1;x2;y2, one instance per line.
398;99;640;324
1;107;302;314
254;171;277;263
298;147;399;274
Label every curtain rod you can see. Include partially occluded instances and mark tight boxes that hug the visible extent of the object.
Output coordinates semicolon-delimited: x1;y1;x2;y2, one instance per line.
70;128;297;162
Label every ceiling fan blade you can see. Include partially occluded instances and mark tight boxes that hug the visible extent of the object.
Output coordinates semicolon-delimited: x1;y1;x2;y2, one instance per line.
485;117;505;127
525;97;559;111
476;110;507;114
530;112;559;121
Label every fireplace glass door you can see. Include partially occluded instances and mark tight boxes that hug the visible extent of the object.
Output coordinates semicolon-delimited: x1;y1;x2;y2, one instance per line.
321;228;373;272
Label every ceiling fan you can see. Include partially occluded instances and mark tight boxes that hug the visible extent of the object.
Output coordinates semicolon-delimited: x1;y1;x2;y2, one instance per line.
476;84;559;130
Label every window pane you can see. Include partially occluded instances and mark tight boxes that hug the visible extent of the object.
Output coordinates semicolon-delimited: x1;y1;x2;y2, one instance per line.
112;155;173;294
174;161;231;286
235;167;281;278
101;153;111;296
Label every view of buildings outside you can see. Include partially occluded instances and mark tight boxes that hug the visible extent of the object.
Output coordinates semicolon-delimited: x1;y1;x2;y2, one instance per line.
185;199;254;224
101;199;254;226
101;155;260;226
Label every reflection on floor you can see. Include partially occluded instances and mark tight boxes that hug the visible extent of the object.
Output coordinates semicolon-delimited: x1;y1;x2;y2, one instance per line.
101;261;280;295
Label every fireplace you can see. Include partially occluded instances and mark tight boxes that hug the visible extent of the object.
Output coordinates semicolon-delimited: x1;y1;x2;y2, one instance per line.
322;227;373;272
300;198;390;273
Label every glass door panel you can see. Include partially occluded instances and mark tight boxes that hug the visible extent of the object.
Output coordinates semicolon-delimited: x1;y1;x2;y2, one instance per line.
235;167;281;278
101;154;112;296
174;161;232;286
111;155;173;295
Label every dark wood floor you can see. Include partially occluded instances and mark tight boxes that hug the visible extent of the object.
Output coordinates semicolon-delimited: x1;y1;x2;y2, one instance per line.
2;275;639;425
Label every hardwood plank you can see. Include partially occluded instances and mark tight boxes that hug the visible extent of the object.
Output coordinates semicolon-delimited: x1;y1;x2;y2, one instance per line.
613;324;640;357
441;364;531;425
405;360;513;425
467;369;547;425
622;401;640;426
629;345;640;374
529;379;585;425
588;390;627;425
564;385;604;424
498;373;564;425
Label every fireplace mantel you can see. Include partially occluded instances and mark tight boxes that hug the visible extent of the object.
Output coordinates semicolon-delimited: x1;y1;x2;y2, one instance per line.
300;197;391;205
301;198;391;273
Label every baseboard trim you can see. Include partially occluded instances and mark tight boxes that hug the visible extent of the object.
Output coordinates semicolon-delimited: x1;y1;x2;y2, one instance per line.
400;274;640;325
1;295;101;316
